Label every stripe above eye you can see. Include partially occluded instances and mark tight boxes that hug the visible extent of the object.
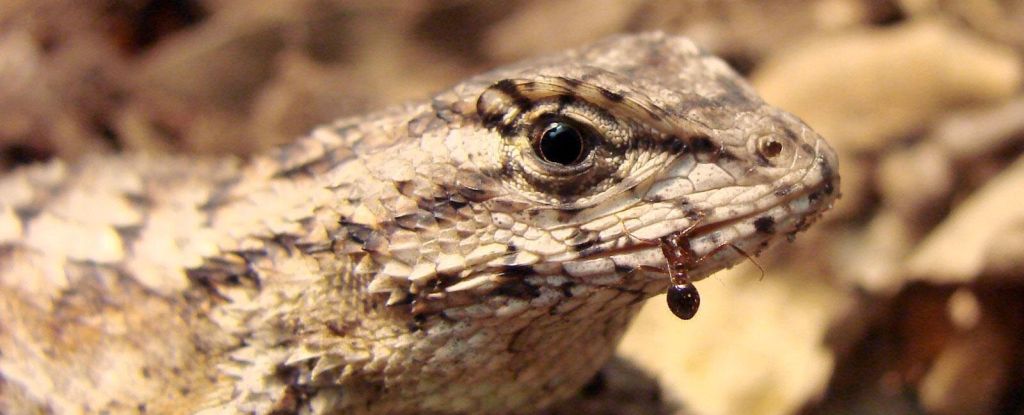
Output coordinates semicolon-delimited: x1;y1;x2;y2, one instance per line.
598;88;624;102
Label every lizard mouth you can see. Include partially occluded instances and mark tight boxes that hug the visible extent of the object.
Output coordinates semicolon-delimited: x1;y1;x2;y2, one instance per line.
561;160;837;284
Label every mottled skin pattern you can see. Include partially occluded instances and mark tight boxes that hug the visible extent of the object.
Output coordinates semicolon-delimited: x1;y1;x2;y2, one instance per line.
0;33;838;414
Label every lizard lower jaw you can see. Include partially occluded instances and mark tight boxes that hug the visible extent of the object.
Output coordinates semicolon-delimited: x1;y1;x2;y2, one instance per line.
562;176;835;284
682;179;835;280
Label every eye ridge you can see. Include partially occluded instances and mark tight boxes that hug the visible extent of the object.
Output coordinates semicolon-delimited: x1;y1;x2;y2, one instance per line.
533;118;593;167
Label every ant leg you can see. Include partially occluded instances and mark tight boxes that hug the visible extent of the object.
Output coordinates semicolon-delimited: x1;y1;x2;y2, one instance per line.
619;210;709;245
636;264;669;274
691;242;766;281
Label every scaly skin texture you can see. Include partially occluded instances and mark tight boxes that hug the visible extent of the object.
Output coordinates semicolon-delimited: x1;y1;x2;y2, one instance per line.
0;33;839;414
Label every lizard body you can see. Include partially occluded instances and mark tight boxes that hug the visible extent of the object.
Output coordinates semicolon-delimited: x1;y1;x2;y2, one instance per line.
0;33;838;414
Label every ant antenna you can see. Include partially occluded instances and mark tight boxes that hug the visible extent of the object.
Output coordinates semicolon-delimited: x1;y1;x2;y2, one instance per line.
687;242;767;281
728;243;766;281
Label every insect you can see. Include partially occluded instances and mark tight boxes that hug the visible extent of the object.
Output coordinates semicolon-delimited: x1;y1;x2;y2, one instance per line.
622;220;763;320
658;231;704;320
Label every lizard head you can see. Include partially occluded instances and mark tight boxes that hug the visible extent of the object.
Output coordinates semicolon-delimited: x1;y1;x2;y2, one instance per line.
334;33;839;413
392;33;838;317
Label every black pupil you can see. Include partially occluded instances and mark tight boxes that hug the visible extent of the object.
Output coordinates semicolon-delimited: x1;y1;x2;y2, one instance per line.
538;122;585;165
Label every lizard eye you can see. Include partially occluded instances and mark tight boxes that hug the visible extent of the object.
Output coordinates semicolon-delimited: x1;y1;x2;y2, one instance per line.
533;120;592;166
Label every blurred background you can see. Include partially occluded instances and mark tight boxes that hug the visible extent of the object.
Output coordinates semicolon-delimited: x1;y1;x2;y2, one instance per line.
1;1;1023;414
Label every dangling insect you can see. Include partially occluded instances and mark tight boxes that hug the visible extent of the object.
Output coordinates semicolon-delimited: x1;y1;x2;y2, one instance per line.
622;220;763;321
657;231;702;320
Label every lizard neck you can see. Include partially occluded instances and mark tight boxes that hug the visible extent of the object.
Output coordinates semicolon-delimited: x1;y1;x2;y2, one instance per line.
272;272;664;414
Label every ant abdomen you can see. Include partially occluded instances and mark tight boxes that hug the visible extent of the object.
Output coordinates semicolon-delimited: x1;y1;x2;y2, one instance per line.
666;283;700;320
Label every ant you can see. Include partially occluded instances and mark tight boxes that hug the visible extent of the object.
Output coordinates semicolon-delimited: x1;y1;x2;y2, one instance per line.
619;216;763;320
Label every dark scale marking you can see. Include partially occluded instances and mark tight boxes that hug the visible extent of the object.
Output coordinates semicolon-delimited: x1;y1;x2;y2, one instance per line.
115;225;144;246
395;211;433;230
492;79;520;95
324;320;354;337
431;273;462;291
664;136;687;154
599;87;624;102
819;179;835;195
644;194;664;203
559;77;582;88
498;123;518;138
809;187;827;204
500;265;535;278
560;281;575;298
478;108;505;129
775;185;794;197
13;207;41;224
808;158;838;203
435;103;466;124
271;234;302;254
340;220;375;245
557;94;575;107
455;181;496;202
707;232;721;245
407;113;443;136
506;243;518;254
124;192;155;208
719;149;739;161
406;320;423;333
273;156;333;180
493;278;541;299
691;136;716;153
569;236;599;252
389;293;415;308
429;204;461;224
410;300;435;316
577;245;607;259
492;79;533;111
819;158;837;195
800;143;815;155
753;216;776;234
447;197;468;210
487;199;533;213
200;179;241;213
558;206;582;216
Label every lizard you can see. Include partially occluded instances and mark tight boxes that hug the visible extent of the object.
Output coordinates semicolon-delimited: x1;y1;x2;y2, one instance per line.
0;32;839;414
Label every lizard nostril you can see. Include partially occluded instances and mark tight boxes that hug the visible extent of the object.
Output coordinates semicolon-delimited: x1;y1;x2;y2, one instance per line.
757;136;784;159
